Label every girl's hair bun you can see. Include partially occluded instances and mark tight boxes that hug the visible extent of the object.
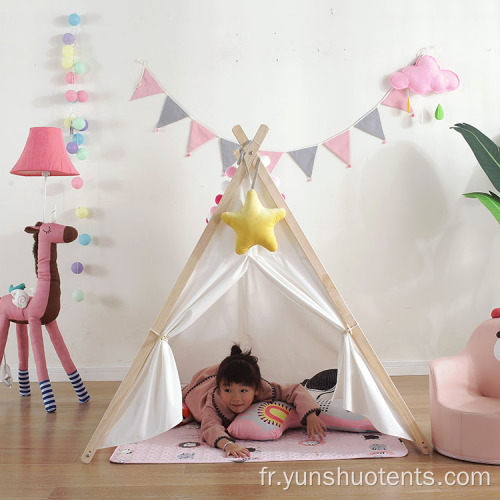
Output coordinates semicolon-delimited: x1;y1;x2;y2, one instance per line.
230;344;243;356
217;343;261;389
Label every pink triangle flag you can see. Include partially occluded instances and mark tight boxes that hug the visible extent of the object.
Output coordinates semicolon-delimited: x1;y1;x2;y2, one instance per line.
258;151;283;173
187;121;218;155
381;88;413;114
130;69;164;100
323;131;351;166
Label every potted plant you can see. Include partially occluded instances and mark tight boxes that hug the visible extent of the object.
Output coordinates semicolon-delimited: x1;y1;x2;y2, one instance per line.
452;123;500;223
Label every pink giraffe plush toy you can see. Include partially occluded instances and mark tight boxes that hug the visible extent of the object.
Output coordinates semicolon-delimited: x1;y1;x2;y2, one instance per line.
0;221;89;412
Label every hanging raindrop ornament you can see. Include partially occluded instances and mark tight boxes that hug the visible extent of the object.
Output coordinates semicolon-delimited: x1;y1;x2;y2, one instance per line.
435;104;444;120
390;54;460;124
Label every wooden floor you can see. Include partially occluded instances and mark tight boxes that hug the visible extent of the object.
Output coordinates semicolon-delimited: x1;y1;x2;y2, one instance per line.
0;376;498;499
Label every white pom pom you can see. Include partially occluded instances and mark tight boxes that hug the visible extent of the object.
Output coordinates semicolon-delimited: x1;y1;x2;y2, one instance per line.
260;155;271;168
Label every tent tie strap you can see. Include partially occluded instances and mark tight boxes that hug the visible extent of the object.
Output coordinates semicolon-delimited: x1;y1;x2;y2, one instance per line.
345;323;359;335
150;329;167;341
237;140;262;189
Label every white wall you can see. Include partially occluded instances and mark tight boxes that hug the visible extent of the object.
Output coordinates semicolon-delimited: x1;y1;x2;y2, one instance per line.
1;0;499;380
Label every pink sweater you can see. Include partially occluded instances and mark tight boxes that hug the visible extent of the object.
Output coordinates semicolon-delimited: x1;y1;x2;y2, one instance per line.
182;365;320;448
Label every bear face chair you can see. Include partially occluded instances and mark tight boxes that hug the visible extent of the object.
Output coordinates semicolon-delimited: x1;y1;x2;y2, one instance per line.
429;308;500;464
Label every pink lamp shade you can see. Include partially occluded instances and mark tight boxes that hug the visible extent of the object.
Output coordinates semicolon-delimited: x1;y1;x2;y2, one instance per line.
11;127;79;176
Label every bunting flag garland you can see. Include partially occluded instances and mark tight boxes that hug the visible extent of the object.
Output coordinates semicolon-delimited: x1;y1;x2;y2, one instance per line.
323;131;350;167
221;139;240;172
381;88;414;114
187;121;217;156
258;151;283;174
131;68;164;100
156;96;189;129
131;62;424;179
289;146;318;179
354;108;386;142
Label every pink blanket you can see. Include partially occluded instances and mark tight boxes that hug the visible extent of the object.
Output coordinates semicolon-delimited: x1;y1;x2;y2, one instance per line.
110;422;408;464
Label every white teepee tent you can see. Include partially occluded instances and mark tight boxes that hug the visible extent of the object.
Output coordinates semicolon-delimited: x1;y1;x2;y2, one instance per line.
81;126;430;462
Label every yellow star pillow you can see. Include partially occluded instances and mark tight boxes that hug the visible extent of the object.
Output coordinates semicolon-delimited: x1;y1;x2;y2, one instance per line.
221;189;286;255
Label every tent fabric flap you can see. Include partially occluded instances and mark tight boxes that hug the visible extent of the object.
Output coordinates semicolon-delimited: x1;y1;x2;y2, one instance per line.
101;340;182;449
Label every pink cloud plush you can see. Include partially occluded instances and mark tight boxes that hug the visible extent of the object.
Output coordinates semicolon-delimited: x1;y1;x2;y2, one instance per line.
390;55;460;94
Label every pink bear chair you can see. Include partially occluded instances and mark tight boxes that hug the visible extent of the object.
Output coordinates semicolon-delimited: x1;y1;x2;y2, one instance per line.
429;308;500;464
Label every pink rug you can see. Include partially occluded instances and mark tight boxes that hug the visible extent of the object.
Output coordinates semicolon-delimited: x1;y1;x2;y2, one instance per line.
110;422;408;464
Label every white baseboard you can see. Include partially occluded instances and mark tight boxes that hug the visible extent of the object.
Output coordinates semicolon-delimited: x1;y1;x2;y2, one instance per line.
383;361;429;376
5;361;429;383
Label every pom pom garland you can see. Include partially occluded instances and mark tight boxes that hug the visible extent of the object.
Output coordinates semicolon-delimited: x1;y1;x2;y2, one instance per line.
73;62;86;75
62;32;75;44
64;12;91;306
72;289;85;302
73;133;84;145
62;45;75;57
68;13;81;26
66;141;79;154
65;72;77;84
65;90;78;102
76;147;88;160
75;207;89;218
77;90;88;102
71;177;84;189
78;234;91;246
71;262;84;274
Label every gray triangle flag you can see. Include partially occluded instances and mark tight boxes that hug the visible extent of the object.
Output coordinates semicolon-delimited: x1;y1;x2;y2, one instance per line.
354;108;385;141
289;146;318;178
156;96;189;129
221;139;240;172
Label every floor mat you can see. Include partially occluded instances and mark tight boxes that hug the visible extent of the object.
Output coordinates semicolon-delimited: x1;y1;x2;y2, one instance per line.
110;422;408;464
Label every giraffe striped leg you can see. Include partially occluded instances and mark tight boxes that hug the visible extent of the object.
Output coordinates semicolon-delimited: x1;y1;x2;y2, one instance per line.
45;320;90;404
39;379;56;412
68;370;90;403
16;324;30;396
18;369;30;396
29;318;56;413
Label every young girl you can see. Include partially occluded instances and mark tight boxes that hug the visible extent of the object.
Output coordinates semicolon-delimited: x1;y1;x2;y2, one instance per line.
182;344;327;458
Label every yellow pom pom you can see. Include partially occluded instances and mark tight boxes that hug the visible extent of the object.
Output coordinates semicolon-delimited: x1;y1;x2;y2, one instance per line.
62;45;75;57
63;116;73;129
75;206;89;218
61;56;74;69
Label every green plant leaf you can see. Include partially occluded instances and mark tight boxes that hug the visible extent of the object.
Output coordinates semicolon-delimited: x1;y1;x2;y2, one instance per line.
451;123;500;192
463;191;500;223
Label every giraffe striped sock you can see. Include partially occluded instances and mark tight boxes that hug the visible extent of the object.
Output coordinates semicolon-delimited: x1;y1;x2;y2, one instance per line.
68;370;90;403
39;379;56;412
18;369;31;397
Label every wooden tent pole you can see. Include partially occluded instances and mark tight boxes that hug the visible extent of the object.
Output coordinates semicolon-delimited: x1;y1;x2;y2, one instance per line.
81;126;268;463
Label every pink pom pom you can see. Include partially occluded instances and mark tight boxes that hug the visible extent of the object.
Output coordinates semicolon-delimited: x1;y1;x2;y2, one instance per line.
382;140;387;144
215;194;223;204
225;166;237;178
71;177;84;189
77;90;88;102
65;90;78;102
206;218;209;224
187;153;191;157
347;164;352;168
210;206;217;215
281;193;286;200
65;72;77;84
